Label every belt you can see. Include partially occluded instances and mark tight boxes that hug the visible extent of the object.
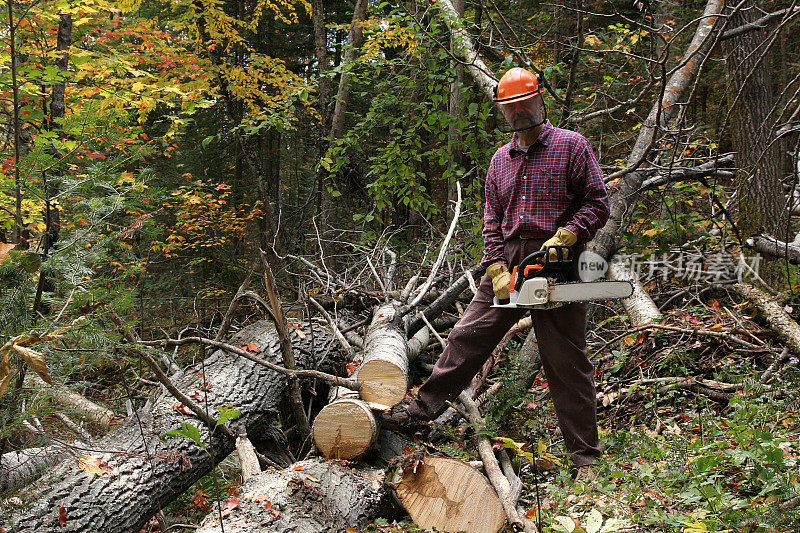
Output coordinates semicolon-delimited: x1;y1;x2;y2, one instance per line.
518;230;551;239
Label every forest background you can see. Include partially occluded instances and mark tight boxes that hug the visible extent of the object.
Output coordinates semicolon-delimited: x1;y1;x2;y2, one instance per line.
2;0;800;531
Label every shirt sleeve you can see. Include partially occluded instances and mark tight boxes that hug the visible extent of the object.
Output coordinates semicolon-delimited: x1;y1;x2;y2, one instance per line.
482;158;506;266
563;136;610;244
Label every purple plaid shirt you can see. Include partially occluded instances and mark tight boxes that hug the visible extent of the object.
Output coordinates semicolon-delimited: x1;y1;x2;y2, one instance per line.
482;120;610;266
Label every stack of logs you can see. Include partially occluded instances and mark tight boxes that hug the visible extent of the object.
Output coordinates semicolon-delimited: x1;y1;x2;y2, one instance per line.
310;303;513;533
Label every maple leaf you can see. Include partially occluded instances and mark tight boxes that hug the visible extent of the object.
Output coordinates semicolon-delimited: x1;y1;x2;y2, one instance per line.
0;242;16;263
264;499;281;517
220;497;240;517
189;390;205;401
78;455;113;477
85;151;106;160
290;464;305;470
173;403;195;416
59;505;67;527
241;342;259;353
524;507;537;519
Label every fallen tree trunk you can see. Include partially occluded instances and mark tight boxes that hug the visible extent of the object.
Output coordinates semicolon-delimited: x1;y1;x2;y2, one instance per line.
734;283;800;355
196;459;389;533
745;234;800;265
1;319;343;533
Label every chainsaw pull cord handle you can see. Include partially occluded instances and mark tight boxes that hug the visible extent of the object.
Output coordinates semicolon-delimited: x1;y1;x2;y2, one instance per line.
513;246;573;292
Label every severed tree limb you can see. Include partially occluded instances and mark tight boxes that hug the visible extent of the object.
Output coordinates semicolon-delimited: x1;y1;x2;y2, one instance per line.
138;337;361;390
761;347;791;384
456;392;535;532
403;263;486;334
744;234;800;265
260;250;311;449
26;374;116;433
639;154;736;190
720;6;800;40
608;259;662;326
734;283;800;356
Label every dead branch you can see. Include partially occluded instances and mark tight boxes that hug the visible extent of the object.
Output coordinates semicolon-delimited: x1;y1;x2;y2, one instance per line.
308;296;356;358
456;392;535;532
260;250;311;447
403;263;486;333
138;337;361;390
409;182;462;308
761;347;791;384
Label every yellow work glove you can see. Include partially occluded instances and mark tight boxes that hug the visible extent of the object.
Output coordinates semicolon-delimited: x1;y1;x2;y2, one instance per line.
487;262;511;302
540;227;577;260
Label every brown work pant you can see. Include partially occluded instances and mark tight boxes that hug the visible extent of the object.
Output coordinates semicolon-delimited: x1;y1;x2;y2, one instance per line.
408;237;601;467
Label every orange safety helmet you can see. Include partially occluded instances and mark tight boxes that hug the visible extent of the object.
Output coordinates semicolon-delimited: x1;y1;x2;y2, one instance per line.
493;67;543;104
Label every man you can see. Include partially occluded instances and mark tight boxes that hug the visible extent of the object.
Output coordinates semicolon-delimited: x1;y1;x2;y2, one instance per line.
390;67;610;481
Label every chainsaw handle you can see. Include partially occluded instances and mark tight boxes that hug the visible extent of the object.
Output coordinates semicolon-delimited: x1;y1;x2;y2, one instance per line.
514;246;573;292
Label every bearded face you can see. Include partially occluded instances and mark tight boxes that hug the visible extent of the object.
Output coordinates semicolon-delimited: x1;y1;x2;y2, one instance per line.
499;94;544;132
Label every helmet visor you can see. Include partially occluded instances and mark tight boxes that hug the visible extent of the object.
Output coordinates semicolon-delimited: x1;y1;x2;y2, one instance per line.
499;96;543;131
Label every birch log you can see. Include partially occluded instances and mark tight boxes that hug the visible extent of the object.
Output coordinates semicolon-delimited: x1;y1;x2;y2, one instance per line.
356;303;409;408
733;283;800;355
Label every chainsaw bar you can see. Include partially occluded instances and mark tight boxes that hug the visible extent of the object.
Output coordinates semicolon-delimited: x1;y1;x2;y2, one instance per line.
550;280;633;303
492;280;633;309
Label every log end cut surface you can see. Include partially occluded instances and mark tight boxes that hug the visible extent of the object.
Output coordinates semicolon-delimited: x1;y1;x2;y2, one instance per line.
313;399;376;459
396;455;505;533
357;359;407;408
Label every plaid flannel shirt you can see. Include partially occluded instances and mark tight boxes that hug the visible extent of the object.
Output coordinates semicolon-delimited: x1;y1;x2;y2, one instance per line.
482;121;610;267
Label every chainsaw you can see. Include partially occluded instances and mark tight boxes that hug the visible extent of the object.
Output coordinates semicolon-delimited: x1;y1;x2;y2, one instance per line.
492;246;634;309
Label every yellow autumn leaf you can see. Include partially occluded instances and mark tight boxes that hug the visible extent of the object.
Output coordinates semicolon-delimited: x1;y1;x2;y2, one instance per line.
78;455;114;477
11;345;53;384
0;353;11;397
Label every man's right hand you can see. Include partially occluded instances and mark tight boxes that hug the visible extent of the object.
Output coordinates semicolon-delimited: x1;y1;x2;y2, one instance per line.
486;262;511;301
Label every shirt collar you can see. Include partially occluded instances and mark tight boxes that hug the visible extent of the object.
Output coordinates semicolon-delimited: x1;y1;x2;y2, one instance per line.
509;120;553;157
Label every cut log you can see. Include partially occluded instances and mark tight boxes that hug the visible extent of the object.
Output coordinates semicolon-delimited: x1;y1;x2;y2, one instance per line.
356;303;409;408
196;459;388;533
395;454;505;533
1;319;344;533
312;392;377;460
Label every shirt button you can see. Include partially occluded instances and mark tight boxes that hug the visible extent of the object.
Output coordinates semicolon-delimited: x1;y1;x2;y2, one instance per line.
523;175;527;180
519;215;523;219
522;195;526;199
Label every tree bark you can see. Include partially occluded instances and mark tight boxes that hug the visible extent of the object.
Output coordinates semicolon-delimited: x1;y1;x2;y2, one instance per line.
196;459;389;533
1;320;343;533
733;283;800;356
722;1;787;240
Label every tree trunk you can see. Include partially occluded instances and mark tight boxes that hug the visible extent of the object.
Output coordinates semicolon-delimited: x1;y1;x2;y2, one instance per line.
196;459;389;532
2;320;343;533
722;1;786;240
588;0;724;260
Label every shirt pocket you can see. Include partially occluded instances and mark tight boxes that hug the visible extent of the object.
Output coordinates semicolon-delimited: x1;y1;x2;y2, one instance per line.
530;165;568;202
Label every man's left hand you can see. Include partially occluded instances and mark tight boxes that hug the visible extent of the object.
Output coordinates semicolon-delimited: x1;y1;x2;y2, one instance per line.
540;227;577;259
